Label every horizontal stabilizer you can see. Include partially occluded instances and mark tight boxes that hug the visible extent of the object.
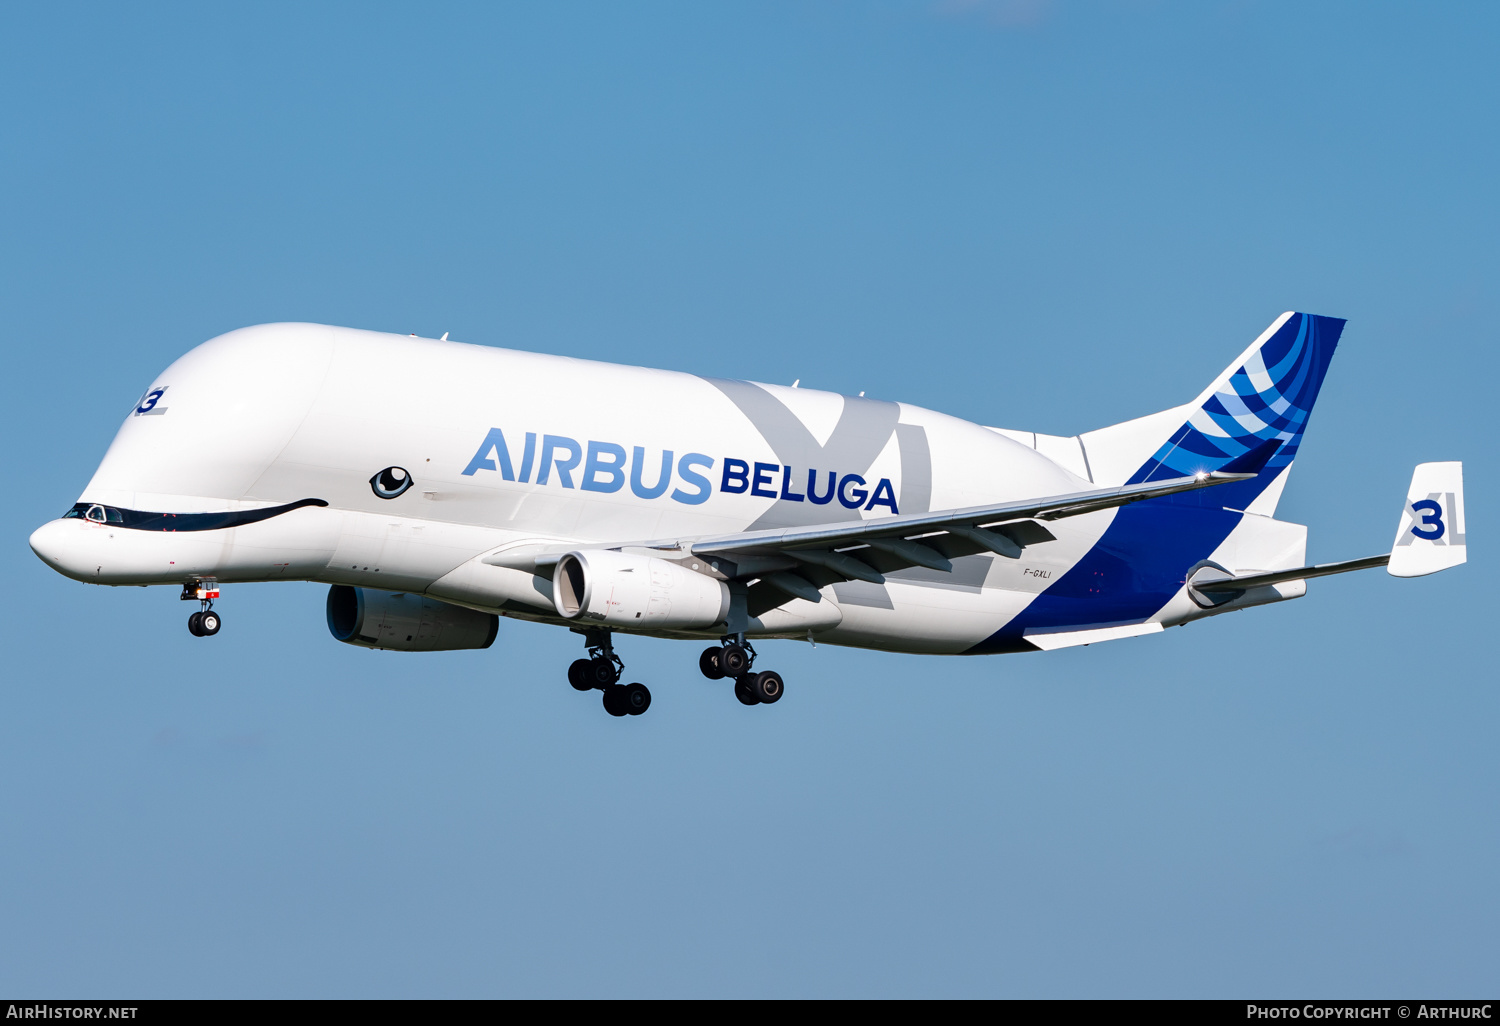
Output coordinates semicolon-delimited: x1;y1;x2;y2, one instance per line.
1192;460;1467;599
1193;554;1390;594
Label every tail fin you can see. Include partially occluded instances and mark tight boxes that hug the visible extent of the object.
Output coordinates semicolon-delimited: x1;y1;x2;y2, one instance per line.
1080;311;1345;514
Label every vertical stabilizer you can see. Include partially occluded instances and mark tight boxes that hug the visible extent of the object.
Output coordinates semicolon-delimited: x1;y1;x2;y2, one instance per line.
1079;311;1344;514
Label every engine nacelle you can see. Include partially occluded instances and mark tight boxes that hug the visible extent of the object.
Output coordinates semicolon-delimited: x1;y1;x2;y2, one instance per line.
326;585;499;651
552;549;729;630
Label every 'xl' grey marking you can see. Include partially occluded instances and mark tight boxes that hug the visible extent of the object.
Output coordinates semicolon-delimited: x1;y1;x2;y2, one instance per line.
702;378;932;530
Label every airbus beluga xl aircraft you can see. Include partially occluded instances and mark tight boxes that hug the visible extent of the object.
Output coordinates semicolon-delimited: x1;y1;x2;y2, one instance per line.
29;312;1466;717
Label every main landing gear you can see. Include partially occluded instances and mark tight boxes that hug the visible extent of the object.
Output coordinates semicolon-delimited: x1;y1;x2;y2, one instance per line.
699;636;784;707
182;580;222;637
567;629;651;717
563;630;784;716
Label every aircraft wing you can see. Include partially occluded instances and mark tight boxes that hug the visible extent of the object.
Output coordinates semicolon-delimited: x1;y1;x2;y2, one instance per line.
691;470;1254;558
480;465;1266;621
675;469;1259;616
681;468;1254;612
483;470;1253;571
683;467;1247;576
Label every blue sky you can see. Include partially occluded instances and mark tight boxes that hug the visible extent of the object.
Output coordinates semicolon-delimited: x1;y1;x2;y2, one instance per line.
1;1;1495;997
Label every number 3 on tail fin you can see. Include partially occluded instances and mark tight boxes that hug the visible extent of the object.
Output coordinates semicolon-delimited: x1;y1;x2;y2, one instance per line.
1388;462;1466;578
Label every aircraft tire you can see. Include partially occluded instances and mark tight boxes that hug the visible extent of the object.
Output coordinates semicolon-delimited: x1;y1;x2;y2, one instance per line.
721;643;751;676
200;610;221;636
699;646;725;680
602;684;629;717
752;670;783;704
589;657;620;686
623;682;651;715
733;676;760;706
188;611;204;637
567;659;594;691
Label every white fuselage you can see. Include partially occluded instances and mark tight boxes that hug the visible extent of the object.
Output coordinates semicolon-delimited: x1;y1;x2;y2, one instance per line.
29;323;1307;654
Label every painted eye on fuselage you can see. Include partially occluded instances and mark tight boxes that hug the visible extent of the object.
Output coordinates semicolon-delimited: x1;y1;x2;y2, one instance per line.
370;466;414;499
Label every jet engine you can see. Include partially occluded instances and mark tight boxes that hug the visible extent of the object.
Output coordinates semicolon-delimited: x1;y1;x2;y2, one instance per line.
326;585;498;651
552;549;729;630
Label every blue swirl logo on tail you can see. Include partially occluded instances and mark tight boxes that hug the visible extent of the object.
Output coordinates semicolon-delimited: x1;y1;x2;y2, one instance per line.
1129;313;1344;507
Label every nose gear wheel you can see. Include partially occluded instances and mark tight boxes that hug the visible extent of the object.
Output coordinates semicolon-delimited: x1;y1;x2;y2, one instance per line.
183;580;222;637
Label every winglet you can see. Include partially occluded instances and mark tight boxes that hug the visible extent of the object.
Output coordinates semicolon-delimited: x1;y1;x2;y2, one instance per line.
1217;437;1282;476
1388;462;1466;578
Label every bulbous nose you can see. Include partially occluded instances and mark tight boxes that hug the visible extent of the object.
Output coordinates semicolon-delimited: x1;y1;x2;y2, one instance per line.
29;519;94;580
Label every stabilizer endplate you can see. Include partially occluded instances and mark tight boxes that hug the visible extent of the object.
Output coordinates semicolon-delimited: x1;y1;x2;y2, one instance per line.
1389;461;1466;578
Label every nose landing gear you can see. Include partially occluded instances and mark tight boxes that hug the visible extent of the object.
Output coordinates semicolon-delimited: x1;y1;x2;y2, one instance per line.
182;580;222;637
701;636;785;708
568;629;651;717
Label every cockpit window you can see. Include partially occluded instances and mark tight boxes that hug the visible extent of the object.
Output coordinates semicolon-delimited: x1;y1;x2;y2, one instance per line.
64;503;126;524
60;497;328;532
